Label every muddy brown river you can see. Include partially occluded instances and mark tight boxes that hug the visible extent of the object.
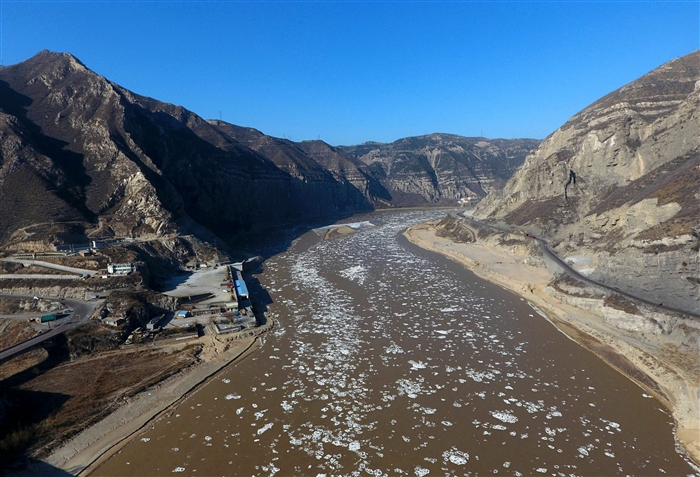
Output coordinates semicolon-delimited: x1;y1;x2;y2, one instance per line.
96;210;697;476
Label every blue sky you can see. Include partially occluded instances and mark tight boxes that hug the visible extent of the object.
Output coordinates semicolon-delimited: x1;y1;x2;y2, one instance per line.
1;1;698;145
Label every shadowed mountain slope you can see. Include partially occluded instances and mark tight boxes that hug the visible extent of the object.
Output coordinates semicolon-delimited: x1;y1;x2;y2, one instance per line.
0;50;538;249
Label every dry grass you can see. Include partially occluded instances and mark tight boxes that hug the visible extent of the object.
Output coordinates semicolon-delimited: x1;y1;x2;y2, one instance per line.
0;320;43;349
603;293;640;315
501;196;581;227
0;343;200;466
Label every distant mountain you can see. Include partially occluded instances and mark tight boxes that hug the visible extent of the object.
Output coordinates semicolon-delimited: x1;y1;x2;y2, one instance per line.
474;50;700;312
339;134;539;206
0;50;538;249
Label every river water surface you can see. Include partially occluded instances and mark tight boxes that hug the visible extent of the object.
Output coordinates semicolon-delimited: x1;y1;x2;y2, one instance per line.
97;210;696;476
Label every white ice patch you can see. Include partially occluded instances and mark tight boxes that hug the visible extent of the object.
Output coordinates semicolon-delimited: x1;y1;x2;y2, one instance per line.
490;411;518;423
397;378;423;398
464;369;495;383
339;265;367;285
257;423;274;435
439;307;461;312
442;447;469;465
408;360;427;370
414;466;430;477
600;418;621;431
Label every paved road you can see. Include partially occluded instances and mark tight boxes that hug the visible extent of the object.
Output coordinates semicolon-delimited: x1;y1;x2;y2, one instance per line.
1;257;95;277
458;213;700;320
0;274;85;280
0;295;99;364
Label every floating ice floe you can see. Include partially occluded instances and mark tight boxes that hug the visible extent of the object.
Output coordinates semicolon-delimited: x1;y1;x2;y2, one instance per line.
339;265;367;285
414;465;430;476
490;410;518;423
396;378;423;398
442;447;469;465
408;360;427;370
257;423;274;435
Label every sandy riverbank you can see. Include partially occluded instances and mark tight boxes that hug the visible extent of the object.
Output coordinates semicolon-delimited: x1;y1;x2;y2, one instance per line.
30;335;260;476
404;221;700;468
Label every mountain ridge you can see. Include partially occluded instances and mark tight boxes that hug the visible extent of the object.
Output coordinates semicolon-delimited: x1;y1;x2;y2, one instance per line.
0;50;538;249
474;50;700;313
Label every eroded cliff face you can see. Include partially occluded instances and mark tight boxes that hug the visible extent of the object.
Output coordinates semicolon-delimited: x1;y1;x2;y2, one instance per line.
340;134;539;206
474;51;700;314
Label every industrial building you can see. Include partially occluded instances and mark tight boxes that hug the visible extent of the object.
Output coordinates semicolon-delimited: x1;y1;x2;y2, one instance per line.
107;263;135;275
146;314;166;330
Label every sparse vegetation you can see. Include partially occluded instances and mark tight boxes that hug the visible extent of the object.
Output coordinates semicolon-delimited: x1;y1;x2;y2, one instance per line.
603;293;640;315
434;215;476;243
0;344;200;468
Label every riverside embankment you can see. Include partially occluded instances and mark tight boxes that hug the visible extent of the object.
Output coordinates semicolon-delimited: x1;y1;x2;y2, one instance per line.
404;219;700;468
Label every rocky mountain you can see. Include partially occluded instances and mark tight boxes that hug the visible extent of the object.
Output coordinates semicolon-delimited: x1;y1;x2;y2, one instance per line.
0;50;538;251
340;135;539;206
474;50;700;313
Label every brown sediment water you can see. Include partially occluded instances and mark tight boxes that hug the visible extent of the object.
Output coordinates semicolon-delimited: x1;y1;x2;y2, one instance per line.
95;210;698;477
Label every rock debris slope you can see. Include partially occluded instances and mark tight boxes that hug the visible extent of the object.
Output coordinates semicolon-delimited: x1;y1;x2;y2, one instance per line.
475;50;700;314
0;50;538;248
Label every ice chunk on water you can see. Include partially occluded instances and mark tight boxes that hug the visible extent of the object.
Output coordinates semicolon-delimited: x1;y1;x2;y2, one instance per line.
409;360;427;370
490;411;518;423
414;466;430;477
442;447;469;465
257;423;274;435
